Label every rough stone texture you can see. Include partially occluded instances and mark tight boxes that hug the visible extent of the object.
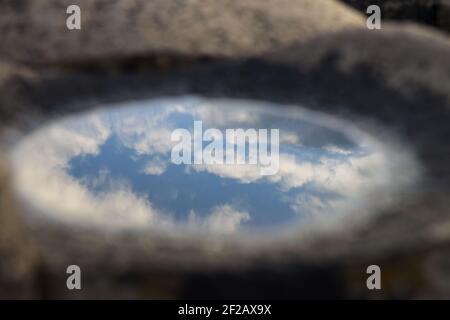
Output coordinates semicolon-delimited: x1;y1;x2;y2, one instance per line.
0;0;363;65
271;23;450;105
0;0;450;299
341;0;450;33
0;155;38;298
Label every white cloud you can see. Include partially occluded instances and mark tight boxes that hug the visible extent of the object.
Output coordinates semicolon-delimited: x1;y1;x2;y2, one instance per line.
289;193;333;218
10;96;420;235
269;152;388;193
191;103;259;127
188;204;251;234
11;116;173;230
188;148;397;223
189;150;388;196
279;131;302;145
11;111;250;233
112;119;175;156
190;163;262;184
323;145;353;155
141;157;167;176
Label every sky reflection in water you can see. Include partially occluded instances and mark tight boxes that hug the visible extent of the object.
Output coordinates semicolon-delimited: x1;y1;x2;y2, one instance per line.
10;97;415;236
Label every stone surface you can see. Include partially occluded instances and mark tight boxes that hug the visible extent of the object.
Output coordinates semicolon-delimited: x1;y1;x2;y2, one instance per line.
341;0;450;33
271;23;450;104
0;155;38;298
0;0;450;299
0;0;363;64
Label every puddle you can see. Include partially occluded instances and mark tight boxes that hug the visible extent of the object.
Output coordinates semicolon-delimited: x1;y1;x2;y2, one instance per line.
9;96;419;237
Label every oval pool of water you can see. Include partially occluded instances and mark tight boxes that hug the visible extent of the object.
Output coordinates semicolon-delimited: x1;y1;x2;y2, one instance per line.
9;96;419;238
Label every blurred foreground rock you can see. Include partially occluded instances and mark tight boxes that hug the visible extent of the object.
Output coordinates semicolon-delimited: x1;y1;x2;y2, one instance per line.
341;0;450;33
0;156;38;298
0;0;450;299
0;0;363;65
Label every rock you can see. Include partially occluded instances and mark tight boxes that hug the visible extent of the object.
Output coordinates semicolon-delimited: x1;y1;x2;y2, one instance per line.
0;155;38;298
340;0;450;33
271;23;450;104
437;0;450;32
1;0;450;299
0;0;363;64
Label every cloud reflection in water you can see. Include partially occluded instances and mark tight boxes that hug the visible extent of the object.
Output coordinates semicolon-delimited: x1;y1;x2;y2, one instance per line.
10;97;419;236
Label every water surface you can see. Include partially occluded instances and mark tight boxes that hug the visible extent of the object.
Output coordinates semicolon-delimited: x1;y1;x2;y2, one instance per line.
10;97;418;236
